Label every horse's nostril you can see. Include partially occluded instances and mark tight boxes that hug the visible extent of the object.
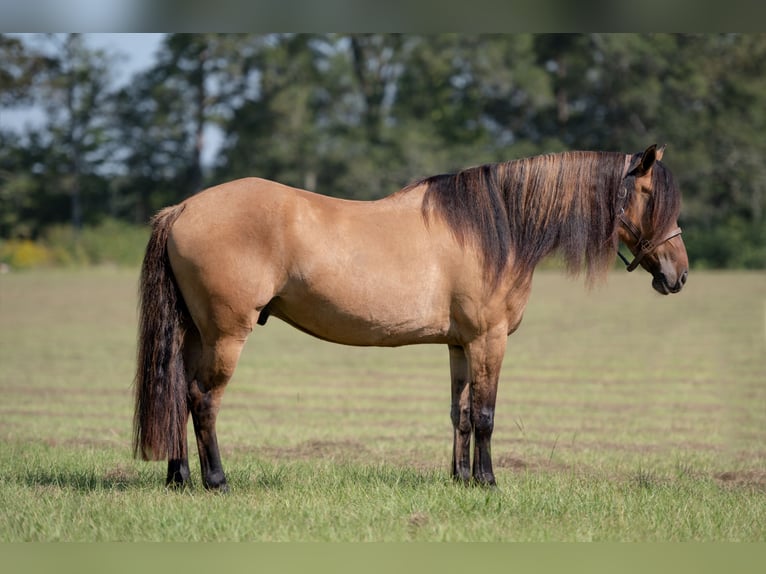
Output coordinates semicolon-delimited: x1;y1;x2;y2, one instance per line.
680;270;688;286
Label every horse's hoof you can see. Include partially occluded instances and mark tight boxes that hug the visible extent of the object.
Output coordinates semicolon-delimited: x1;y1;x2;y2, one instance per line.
215;482;229;494
451;472;472;487
165;479;192;491
204;480;229;493
473;474;498;489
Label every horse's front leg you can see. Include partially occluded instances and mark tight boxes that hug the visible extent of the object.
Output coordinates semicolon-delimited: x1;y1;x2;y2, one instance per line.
449;345;472;484
465;331;506;487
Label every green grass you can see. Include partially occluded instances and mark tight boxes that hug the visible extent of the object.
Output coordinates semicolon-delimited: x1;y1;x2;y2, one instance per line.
0;267;764;541
1;441;762;541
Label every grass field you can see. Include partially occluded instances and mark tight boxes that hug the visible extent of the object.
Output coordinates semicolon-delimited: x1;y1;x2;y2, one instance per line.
0;267;764;541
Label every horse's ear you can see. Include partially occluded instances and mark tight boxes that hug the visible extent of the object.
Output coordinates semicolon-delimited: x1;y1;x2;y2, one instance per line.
628;144;659;176
656;143;666;162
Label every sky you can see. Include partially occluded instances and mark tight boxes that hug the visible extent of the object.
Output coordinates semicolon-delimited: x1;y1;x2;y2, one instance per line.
88;33;165;85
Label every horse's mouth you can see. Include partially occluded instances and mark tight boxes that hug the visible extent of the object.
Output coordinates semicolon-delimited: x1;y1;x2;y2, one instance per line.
652;273;683;295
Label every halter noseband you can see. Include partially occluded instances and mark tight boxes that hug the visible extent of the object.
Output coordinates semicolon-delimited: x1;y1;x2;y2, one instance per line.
617;209;682;271
617;154;683;272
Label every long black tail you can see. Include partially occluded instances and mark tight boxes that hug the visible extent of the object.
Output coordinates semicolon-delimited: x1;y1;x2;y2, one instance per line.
133;204;188;461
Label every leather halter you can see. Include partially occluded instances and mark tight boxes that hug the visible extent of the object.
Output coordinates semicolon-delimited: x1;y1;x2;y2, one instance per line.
617;154;683;272
618;210;682;272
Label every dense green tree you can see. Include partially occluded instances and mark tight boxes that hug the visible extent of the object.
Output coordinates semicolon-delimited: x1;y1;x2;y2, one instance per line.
1;34;115;236
1;35;44;237
110;63;197;223
40;34;115;230
215;34;328;192
1;33;764;268
0;35;47;107
110;34;264;221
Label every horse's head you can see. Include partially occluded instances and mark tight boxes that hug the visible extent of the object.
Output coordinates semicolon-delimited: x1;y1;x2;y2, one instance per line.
619;144;689;295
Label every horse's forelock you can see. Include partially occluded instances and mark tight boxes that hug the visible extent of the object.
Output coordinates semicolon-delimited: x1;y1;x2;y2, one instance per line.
650;161;682;236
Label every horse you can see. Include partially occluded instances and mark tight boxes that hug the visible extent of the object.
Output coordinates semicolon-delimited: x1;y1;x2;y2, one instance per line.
133;144;688;491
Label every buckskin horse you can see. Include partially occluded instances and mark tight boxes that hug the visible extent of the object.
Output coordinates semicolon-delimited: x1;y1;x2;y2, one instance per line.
134;144;688;491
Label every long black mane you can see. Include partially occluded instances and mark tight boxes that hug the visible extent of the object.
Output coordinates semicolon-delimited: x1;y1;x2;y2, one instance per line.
411;151;680;284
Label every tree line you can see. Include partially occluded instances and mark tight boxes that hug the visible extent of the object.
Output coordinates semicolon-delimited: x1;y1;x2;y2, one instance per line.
1;33;764;268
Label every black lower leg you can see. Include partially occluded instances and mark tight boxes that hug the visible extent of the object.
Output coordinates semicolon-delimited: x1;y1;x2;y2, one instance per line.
191;409;228;492
449;345;472;485
472;406;496;487
197;433;228;492
166;409;191;488
166;458;191;488
452;425;472;484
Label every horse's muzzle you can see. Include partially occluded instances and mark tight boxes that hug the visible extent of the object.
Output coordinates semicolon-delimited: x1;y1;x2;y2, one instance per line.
652;269;687;295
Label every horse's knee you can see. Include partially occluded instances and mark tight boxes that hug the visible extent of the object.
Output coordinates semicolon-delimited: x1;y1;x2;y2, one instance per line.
472;406;494;438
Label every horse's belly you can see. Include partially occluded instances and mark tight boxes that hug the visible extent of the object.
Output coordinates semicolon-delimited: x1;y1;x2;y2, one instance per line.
267;283;450;347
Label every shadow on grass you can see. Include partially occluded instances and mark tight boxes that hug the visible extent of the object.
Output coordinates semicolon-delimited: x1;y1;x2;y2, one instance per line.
21;465;152;492
17;460;450;494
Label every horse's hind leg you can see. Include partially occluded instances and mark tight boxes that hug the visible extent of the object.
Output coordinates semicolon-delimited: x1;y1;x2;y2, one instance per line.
165;412;190;488
165;326;202;488
188;335;245;492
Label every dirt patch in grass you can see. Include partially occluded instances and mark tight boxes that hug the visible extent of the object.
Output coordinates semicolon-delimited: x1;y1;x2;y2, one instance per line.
102;463;141;487
715;470;766;491
235;439;372;463
2;385;129;398
494;453;576;475
0;408;122;421
42;436;126;450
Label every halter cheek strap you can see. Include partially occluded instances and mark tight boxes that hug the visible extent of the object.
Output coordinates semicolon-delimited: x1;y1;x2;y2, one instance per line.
618;210;682;272
617;154;682;272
